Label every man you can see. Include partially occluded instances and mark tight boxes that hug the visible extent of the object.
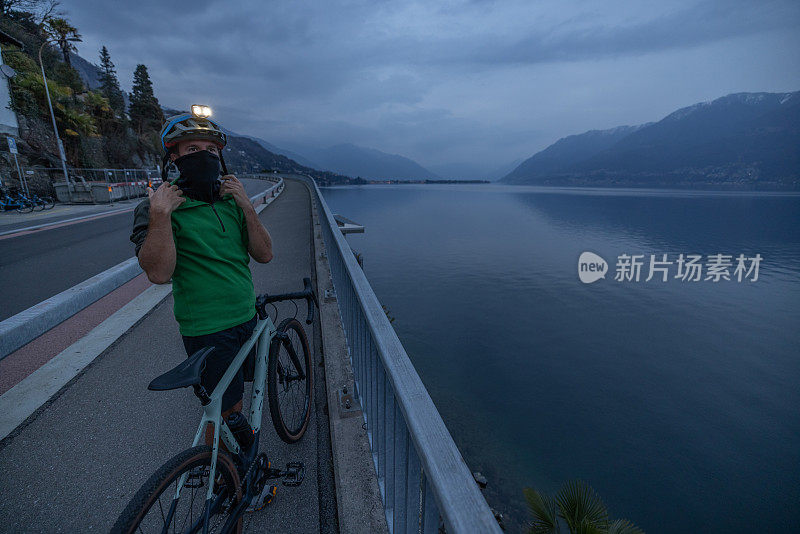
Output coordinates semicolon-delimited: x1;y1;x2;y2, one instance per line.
130;111;273;448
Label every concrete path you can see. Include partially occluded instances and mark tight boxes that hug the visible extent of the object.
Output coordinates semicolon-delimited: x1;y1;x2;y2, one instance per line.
0;178;337;533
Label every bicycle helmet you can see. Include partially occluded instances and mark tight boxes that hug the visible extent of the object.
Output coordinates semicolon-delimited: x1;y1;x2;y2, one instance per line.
160;113;227;152
159;112;229;180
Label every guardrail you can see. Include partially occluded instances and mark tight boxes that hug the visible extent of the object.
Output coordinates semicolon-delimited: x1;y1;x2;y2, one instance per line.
291;174;501;533
0;180;283;360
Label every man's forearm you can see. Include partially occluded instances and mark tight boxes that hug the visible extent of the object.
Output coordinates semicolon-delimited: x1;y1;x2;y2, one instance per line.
243;204;273;263
138;211;176;284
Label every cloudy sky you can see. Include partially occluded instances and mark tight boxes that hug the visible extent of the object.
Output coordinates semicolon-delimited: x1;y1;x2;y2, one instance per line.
66;0;800;177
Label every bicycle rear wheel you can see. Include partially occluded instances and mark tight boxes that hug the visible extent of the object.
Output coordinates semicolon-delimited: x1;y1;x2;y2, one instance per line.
268;317;313;443
111;445;242;534
41;196;55;210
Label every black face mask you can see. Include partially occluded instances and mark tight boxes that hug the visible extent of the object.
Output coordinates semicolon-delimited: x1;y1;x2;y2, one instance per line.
174;150;222;204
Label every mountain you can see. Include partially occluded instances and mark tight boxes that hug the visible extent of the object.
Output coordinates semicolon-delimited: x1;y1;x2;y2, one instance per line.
70;52;130;108
427;158;524;181
222;129;320;169
502;125;649;181
160;110;359;185
246;137;320;169
501;91;800;190
221;136;360;185
69;52;101;90
299;143;439;180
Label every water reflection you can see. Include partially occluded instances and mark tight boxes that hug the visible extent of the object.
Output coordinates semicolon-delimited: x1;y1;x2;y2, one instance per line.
320;185;800;533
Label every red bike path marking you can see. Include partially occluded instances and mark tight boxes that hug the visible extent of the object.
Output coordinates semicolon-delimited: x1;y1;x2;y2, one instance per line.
0;273;152;395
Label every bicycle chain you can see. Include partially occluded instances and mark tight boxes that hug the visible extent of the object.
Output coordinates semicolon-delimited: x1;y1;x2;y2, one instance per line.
242;452;268;492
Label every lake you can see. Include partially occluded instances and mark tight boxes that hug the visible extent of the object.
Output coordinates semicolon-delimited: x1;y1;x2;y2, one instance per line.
319;183;800;533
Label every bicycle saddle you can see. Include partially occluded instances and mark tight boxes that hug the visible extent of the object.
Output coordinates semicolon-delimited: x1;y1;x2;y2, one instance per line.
148;346;215;391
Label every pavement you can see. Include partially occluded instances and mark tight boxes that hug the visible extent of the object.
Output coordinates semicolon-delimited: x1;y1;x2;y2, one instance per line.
0;179;271;320
0;178;337;533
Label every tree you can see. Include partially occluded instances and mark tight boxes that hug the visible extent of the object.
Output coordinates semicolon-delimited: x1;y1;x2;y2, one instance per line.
44;16;81;66
128;64;164;135
98;46;125;115
524;480;643;534
0;0;38;16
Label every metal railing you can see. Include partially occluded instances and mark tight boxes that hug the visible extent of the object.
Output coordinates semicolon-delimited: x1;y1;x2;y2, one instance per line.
291;174;501;534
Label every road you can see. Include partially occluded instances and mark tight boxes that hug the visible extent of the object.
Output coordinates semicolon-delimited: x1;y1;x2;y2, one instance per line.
0;178;337;532
0;179;272;321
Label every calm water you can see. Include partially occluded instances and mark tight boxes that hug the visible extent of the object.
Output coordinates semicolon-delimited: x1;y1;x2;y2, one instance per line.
320;184;800;534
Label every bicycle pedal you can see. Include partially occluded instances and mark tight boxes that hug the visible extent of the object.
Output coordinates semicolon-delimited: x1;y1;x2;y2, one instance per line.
282;462;305;487
246;484;277;513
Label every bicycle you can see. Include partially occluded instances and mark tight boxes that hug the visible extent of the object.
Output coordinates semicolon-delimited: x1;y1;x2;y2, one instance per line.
112;278;320;534
29;193;55;211
0;190;54;212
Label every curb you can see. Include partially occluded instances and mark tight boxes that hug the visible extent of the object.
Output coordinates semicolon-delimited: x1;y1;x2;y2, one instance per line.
0;283;172;442
303;178;390;533
0;258;142;360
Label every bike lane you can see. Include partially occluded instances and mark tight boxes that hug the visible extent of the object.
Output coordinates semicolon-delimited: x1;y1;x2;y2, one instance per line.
0;178;336;533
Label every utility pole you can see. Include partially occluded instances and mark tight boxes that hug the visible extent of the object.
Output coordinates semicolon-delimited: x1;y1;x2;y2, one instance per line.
38;40;73;202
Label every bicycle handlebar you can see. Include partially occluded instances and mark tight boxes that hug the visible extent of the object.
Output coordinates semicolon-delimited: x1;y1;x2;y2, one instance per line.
255;277;320;325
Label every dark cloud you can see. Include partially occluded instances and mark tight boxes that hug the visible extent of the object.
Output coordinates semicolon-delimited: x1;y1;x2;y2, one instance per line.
66;0;800;173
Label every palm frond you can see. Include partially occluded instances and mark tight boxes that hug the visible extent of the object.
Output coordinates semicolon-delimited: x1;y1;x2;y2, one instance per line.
574;518;606;534
607;519;644;534
523;487;560;534
555;480;609;532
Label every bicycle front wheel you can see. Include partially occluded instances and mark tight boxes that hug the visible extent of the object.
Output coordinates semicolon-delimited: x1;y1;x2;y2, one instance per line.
111;446;242;534
16;202;33;213
41;197;55;210
268;317;313;443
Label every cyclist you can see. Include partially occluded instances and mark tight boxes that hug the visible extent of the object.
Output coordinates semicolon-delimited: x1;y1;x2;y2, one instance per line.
130;111;273;452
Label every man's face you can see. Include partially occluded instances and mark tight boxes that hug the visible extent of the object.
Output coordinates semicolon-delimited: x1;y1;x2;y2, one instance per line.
170;139;221;161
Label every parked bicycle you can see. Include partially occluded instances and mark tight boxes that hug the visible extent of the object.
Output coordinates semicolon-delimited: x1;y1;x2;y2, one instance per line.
112;278;319;534
0;189;54;213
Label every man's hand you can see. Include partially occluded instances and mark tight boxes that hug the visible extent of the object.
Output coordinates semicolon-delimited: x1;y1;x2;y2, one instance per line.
220;175;252;209
149;183;185;216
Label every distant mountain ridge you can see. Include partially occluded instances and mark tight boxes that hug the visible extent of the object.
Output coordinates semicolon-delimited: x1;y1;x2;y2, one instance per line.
501;91;800;189
159;109;358;185
297;143;439;180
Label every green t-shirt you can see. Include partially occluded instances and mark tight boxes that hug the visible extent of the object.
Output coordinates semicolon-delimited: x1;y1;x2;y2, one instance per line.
130;194;256;336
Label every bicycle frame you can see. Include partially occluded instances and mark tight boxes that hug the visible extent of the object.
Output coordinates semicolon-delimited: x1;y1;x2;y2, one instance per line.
167;314;277;531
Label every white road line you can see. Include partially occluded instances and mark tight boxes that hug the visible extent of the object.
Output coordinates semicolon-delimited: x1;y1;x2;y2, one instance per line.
0;206;135;237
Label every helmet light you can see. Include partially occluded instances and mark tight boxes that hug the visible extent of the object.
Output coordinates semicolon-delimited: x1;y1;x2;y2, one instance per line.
191;105;212;118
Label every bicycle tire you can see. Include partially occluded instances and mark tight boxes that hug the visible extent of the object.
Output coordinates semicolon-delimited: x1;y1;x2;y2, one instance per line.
268;317;313;443
16;201;33;213
33;199;44;211
41;197;55;210
111;445;242;534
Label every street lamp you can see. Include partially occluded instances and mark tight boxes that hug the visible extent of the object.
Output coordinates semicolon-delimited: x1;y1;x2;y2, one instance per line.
38;39;75;201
